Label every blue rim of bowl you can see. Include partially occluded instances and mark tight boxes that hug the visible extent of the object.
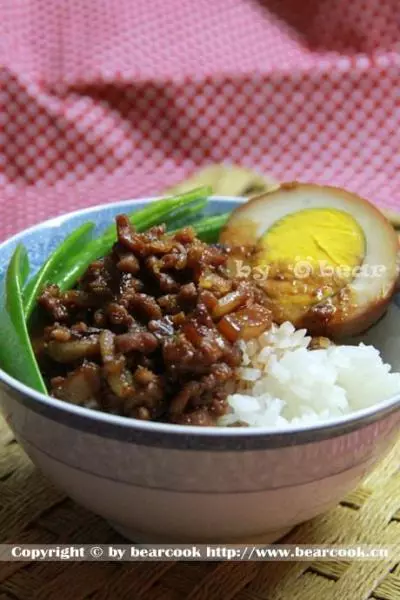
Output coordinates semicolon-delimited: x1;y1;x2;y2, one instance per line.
0;197;399;451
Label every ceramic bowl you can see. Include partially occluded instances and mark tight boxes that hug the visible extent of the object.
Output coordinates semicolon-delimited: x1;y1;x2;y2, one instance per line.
0;197;399;543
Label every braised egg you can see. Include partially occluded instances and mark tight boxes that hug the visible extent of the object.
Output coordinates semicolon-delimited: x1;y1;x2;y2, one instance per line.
220;183;398;338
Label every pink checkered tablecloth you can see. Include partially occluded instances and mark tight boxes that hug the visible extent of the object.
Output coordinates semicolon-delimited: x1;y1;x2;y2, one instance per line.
0;0;399;241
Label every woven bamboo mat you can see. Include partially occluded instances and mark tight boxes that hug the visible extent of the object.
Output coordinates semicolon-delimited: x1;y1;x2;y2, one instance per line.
0;167;400;599
0;415;399;599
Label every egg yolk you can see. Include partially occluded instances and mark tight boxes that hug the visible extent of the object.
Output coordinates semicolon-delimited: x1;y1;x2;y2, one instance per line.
259;208;365;270
254;208;366;322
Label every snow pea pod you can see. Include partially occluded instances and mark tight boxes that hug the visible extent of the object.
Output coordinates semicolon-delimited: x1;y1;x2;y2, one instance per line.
0;244;47;393
103;187;211;237
23;222;95;320
54;188;211;292
171;213;230;243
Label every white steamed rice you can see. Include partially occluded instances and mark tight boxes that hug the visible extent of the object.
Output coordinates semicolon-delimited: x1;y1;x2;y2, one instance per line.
219;322;400;428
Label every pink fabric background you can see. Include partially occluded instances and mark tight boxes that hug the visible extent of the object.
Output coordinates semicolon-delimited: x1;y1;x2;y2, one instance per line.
0;0;399;241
